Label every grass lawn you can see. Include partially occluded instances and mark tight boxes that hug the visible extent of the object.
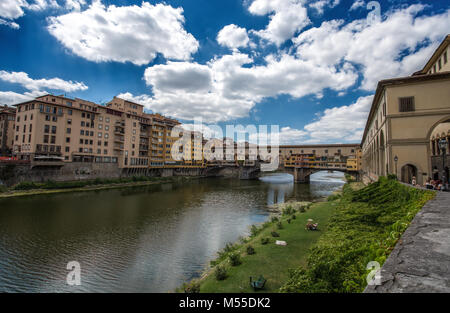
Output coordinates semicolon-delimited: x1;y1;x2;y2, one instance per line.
198;200;338;293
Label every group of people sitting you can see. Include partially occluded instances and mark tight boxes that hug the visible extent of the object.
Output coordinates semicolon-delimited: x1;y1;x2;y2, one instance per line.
423;177;448;191
306;219;319;231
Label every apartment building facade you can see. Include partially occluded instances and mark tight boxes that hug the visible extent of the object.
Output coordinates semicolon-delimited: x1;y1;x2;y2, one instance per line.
0;105;16;156
11;94;205;169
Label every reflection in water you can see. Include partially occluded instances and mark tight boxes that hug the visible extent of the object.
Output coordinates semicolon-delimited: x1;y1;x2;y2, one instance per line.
0;174;344;293
261;173;294;205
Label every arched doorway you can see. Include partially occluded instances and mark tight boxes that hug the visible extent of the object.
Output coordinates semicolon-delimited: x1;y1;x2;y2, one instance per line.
401;164;417;184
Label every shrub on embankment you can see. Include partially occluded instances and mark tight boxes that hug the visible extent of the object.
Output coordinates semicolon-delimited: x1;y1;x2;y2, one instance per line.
280;176;435;293
11;176;178;191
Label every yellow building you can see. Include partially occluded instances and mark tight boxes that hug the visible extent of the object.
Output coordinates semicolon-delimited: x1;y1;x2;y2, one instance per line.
361;35;450;185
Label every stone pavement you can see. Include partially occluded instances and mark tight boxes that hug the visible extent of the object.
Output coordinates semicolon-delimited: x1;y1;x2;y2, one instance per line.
364;190;450;293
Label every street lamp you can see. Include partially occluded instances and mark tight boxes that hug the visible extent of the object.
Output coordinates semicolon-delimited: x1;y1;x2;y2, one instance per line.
394;155;399;177
439;138;448;183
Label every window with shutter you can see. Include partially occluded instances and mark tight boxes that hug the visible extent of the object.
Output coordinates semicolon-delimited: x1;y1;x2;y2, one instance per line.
399;97;415;112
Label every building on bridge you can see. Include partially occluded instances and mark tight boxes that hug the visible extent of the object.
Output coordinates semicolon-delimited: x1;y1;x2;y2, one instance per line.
361;35;450;186
277;144;361;182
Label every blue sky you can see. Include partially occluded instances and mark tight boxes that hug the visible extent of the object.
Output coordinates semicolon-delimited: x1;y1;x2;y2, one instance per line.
0;0;449;144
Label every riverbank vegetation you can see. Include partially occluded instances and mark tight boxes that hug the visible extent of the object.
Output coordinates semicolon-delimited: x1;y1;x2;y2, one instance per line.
182;200;337;293
0;176;199;198
182;176;434;293
280;176;435;293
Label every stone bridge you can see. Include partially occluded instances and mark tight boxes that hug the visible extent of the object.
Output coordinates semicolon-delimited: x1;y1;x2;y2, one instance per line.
279;166;352;183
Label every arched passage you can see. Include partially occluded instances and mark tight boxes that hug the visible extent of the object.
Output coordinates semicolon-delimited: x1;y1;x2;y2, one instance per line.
401;164;417;184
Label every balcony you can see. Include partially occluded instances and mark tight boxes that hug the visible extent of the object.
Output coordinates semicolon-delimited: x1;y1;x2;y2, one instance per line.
114;145;124;151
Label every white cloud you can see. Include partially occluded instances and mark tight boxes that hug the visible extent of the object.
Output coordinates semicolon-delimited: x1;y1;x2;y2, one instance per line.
349;0;365;11
309;0;341;15
0;0;61;29
119;50;357;123
293;5;450;90
0;70;88;105
217;24;250;49
47;1;199;65
27;0;59;12
0;18;20;29
248;0;310;46
64;0;86;11
0;0;27;20
278;126;308;144
0;90;46;105
0;70;88;92
304;95;373;142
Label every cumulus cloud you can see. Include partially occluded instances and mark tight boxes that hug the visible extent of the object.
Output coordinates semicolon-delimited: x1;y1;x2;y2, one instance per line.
294;4;450;90
0;70;88;105
349;0;365;11
248;0;310;46
0;70;88;92
217;24;250;49
304;95;373;142
0;90;47;105
0;18;20;29
47;1;199;65
0;0;64;29
119;50;357;123
309;0;341;15
64;0;86;11
0;0;27;20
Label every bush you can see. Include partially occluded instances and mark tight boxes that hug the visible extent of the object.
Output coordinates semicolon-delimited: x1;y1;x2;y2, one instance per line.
0;185;7;193
246;245;255;255
280;177;435;293
345;173;354;183
327;194;342;202
214;265;228;281
261;237;270;245
277;221;283;229
271;231;280;238
250;225;259;237
228;253;242;266
183;279;201;293
14;181;39;190
239;236;250;244
287;218;291;224
387;174;398;181
299;206;306;213
223;242;235;253
292;214;296;220
282;206;295;216
271;216;279;223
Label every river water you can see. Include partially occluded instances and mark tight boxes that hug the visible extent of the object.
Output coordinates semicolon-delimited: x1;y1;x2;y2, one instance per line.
0;172;344;292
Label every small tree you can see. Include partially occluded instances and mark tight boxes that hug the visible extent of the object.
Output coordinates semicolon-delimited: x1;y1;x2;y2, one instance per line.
215;265;227;281
229;253;242;266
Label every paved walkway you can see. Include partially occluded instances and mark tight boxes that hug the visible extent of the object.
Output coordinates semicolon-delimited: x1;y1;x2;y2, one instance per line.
365;190;450;293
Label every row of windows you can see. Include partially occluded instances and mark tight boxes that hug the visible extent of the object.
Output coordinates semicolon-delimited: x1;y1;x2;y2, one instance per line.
17;103;35;112
16;114;33;122
429;50;448;74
